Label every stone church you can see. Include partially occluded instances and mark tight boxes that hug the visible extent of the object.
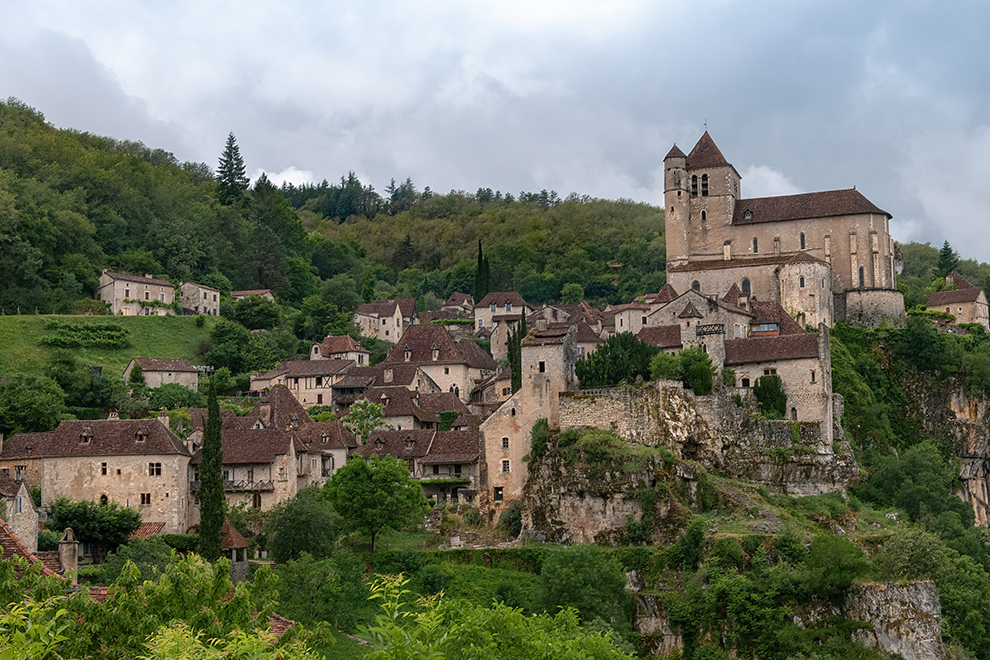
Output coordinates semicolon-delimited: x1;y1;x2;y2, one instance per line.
663;133;904;327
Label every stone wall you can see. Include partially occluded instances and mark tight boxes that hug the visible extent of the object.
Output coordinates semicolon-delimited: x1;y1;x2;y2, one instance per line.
843;288;906;328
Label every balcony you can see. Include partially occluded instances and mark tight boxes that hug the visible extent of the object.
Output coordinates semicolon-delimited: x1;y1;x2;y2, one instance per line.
190;479;275;493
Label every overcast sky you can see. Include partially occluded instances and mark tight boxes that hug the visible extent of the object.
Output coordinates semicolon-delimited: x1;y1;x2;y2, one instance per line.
3;1;989;261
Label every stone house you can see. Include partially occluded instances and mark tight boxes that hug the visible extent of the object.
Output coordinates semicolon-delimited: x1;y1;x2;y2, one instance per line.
178;282;221;316
663;132;903;327
220;519;250;583
357;386;441;430
480;325;579;516
380;324;498;403
310;334;370;365
123;357;199;390
352;429;481;504
0;477;38;553
231;289;275;302
606;302;652;335
926;272;990;329
637;324;683;352
355;298;417;342
470;366;513;418
249;359;354;408
330;364;442;414
442;292;475;316
0;418;193;534
96;270;176;316
474;292;531;332
645;288;753;369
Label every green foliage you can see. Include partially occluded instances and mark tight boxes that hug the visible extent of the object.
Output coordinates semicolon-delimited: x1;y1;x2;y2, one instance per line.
680;346;715;395
275;550;370;631
529;417;550;460
0;599;72;660
669;515;707;571
36;529;61;552
232;294;282;330
507;313;526;393
721;367;736;388
499;501;524;539
102;537;175;583
753;374;787;419
161;533;200;553
577;332;660;388
0;374;64;434
539;544;633;629
40;320;130;349
342;399;392;445
264;486;342;563
936;240;960;279
561;282;584;304
437;410;459;432
325;454;428;552
148;382;205;409
650;351;683;380
217;132;249;206
45;496;141;562
801;535;870;603
198;381;224;561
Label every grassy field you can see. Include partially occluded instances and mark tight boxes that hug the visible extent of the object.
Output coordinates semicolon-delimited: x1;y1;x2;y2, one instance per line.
0;314;220;379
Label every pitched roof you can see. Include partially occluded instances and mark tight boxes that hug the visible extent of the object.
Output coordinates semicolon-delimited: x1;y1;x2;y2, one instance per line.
353;429;480;465
0;478;24;498
669;253;825;273
134;358;198;373
417;392;472;416
454;339;499;370
638;325;682;349
357;298;416;319
129;521;166;540
0;518;60;578
750;301;806;335
382;325;496;370
0;420;188;460
949;271;975;289
664;143;687;160
927;287;985;306
722;283;742;303
523;324;573;346
363;386;440;423
678;301;704;319
476;291;528;308
220;519;248;550
316;335;368;357
417;431;480;464
734;189;890;224
331;364;429;390
648;283;679;305
230;289;272;297
190;428;294;465
724;333;820;365
444;292;474;307
686;132;730;169
240;385;313;430
293;422;358;450
103;271;173;287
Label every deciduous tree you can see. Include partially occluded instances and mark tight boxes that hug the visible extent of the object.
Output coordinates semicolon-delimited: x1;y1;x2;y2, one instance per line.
45;497;141;563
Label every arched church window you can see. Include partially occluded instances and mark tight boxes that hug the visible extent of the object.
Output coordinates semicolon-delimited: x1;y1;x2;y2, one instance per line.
701;174;709;196
800;276;805;288
800;233;806;250
752;237;758;253
692;281;701;292
691;175;698;197
701;210;707;221
741;279;751;295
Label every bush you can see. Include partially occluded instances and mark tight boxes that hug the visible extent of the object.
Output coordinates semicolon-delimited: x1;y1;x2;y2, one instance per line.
499;501;524;539
680;346;714;395
148;383;205;410
721;367;736;388
650;352;682;381
529;418;550;460
540;544;633;628
37;529;61;551
753;374;787;419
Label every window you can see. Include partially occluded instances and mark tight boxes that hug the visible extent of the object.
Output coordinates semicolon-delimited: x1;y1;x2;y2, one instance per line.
404;348;411;362
741;279;751;295
80;431;92;445
763;368;777;376
433;464;440;475
811;370;816;383
159;293;165;302
701;210;707;221
432;347;439;361
502;437;509;450
642;316;648;325
100;494;108;505
14;466;27;480
691;175;698;196
506;302;512;312
247;468;254;481
493;487;503;503
316;376;323;387
692;280;701;292
278;466;287;481
252;493;262;508
859;267;865;287
145;291;150;300
752;237;758;253
800;277;805;288
791;407;798;421
539;361;546;373
800;233;806;250
15;497;24;514
125;288;130;298
140;493;151;506
149;462;162;476
741;378;750;387
223;470;230;481
382;318;387;325
444;366;450;375
701;174;709;196
491;304;497;312
135;431;146;443
501;460;510;473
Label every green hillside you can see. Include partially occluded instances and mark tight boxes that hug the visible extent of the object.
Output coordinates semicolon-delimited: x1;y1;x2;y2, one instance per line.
0;314;217;379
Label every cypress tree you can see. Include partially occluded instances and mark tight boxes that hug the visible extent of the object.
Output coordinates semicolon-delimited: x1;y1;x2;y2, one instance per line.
509;313;527;393
474;241;491;302
198;379;224;561
216;132;248;205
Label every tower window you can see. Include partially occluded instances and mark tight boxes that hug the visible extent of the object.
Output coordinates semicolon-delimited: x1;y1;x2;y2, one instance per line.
701;174;709;196
701;210;707;221
691;175;698;196
741;279;751;295
800;277;805;288
692;280;701;292
859;267;865;288
800;233;806;250
752;237;758;253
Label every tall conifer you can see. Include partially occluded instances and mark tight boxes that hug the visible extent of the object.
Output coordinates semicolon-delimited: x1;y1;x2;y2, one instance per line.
198;379;224;561
216;132;248;205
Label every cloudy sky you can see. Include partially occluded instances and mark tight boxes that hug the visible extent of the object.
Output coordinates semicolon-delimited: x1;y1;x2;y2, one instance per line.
3;1;988;260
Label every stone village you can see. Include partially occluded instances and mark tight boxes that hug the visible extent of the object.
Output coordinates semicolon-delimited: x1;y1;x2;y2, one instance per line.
3;132;989;585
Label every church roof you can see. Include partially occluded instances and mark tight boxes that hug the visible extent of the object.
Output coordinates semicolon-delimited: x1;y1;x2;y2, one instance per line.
669;253;827;273
734;189;890;224
686;132;730;169
664;144;686;160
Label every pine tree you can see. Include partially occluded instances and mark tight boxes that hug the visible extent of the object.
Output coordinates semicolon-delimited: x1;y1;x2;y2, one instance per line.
197;380;224;561
935;240;959;280
216;132;248;205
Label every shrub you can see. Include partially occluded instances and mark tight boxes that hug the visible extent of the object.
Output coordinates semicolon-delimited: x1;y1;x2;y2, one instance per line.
680;346;715;395
753;374;786;419
650;351;682;380
499;501;523;539
721;367;736;388
529;418;550;460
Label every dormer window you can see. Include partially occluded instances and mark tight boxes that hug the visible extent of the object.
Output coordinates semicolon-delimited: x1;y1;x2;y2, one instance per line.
431;345;439;361
375;439;384;449
506;302;512;312
744;209;753;220
136;430;147;443
405;437;415;449
404;347;411;362
490;304;496;313
80;429;93;445
322;434;329;443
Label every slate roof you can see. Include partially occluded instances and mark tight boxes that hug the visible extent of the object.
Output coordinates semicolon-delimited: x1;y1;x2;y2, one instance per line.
733;189;890;225
353;429;480;465
724;334;820;365
284;359;353;378
103;271;173;287
678;301;704;319
523;325;573;346
686;132;731;169
444;292;474;308
664;143;687;160
316;335;368;357
476;291;528;308
0;420;188;460
134;357;198;373
638;325;682;349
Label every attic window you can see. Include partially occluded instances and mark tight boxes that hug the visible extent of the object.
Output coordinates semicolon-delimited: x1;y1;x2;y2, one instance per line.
431;345;439;361
506;302;512;312
405;437;415;449
744;209;753;220
404;347;411;362
136;430;147;443
322;434;328;443
701;174;709;196
375;439;384;449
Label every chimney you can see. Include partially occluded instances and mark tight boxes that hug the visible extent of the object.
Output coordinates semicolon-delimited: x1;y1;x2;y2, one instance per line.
384;368;393;383
157;411;170;429
59;528;79;585
107;411;120;421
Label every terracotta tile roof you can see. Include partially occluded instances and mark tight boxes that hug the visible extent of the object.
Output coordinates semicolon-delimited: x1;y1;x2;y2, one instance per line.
750;301;806;335
444;292;474;307
454;338;499;370
103;271;173;287
474;327;492;339
294;422;357;450
928;287;984;306
678;301;704;319
0;477;24;498
357;298;416;319
0;420;188;460
316;335;367;357
284;359;353;378
134;357;198;373
88;586;111;603
724;333;820;365
418;431;480;464
554;302;606;324
571;321;605;344
733;188;890;225
417;392;472;416
269;614;295;637
950;271;974;289
35;551;63;574
190;428;294;465
686;132;730;169
0;518;60;578
664;143;687;160
188;407;241;432
331;364;428;389
220;519;248;550
638;325;682;349
129;521;166;540
476;291;528;308
240;386;313;430
450;413;481;429
419;309;462;323
383;325;461;364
